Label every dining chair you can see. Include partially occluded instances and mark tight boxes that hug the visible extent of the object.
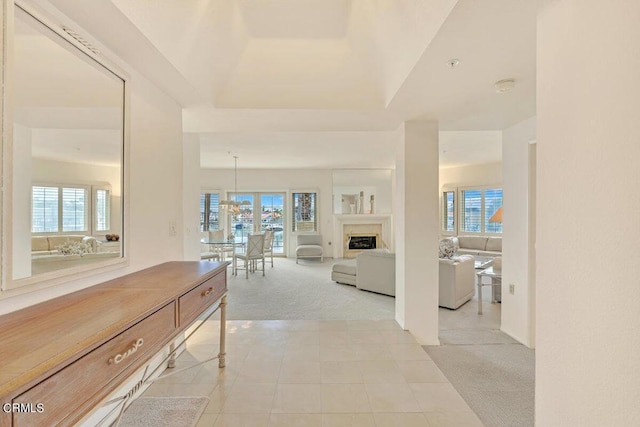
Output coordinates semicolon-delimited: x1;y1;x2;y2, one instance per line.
263;230;275;268
233;233;265;278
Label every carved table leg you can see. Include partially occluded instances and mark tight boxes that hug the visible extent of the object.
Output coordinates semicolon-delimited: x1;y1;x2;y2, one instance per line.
218;295;227;368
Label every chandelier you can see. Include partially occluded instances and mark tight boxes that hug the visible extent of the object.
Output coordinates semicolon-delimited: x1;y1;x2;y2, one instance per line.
219;156;250;211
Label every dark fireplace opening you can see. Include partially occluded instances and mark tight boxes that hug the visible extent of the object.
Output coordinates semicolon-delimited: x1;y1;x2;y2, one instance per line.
349;235;376;250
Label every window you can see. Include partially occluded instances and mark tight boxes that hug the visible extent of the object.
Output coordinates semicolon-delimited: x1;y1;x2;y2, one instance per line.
484;189;503;233
459;187;503;234
32;185;89;233
442;190;455;232
200;193;220;231
32;186;59;233
94;188;111;232
62;187;88;232
292;192;317;232
32;184;110;234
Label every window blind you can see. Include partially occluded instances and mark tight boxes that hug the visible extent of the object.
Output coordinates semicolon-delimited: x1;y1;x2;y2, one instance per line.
95;189;110;231
62;187;88;232
32;186;59;232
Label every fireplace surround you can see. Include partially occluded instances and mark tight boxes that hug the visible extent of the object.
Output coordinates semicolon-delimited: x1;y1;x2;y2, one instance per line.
333;214;392;258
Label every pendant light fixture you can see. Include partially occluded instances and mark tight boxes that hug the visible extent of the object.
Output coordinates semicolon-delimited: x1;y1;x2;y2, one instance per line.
219;156;250;210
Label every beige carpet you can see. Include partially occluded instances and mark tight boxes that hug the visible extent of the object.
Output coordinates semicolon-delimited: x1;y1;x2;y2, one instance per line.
119;397;209;427
219;257;395;320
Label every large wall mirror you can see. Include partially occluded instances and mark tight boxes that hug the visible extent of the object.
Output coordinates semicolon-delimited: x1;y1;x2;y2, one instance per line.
2;4;126;292
332;169;393;215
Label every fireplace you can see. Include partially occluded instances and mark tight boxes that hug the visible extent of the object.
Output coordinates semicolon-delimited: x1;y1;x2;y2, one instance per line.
343;226;381;258
348;235;377;250
335;214;391;258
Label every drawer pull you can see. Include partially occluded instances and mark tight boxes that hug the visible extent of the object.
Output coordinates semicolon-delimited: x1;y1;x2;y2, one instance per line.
109;338;144;365
202;287;214;297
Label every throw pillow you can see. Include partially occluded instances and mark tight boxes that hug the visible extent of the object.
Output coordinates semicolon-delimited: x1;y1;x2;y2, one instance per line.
439;238;456;259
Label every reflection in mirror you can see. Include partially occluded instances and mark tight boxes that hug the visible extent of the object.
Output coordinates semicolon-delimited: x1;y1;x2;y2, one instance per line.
7;7;124;285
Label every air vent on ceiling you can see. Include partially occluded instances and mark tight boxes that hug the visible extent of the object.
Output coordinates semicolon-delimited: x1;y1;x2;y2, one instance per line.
62;26;100;55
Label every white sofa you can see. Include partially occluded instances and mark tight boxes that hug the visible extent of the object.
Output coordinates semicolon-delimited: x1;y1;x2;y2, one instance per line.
439;255;475;309
453;235;502;258
356;250;395;296
331;259;357;285
32;235;97;256
331;249;395;297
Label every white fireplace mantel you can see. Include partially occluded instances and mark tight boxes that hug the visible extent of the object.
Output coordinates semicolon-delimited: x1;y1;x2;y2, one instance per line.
333;214;393;258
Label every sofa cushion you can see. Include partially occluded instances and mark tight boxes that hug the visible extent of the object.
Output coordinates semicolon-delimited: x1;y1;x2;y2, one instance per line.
486;237;502;252
457;236;488;251
332;260;357;276
32;236;50;252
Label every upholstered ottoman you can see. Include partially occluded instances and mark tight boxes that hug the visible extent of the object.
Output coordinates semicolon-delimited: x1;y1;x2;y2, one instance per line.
331;259;357;286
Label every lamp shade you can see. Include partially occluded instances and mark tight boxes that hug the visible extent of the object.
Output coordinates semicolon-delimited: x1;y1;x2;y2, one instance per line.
489;207;503;223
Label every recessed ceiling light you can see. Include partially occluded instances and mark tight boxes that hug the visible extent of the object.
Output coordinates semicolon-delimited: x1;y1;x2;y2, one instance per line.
446;58;460;69
495;78;515;93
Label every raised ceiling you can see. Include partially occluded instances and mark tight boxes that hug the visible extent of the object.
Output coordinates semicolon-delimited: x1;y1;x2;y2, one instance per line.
45;0;537;169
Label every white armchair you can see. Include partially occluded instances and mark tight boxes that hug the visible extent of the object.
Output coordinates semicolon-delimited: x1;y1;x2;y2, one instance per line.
295;234;324;263
356;250;395;297
439;255;475;309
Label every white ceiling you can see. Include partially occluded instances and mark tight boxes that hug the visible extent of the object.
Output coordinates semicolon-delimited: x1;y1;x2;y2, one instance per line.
37;0;537;169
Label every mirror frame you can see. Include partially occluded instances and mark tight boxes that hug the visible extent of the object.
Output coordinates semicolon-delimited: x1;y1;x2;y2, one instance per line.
1;0;130;296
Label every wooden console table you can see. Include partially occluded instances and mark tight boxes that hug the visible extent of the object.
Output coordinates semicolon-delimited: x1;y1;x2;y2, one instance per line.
0;261;228;426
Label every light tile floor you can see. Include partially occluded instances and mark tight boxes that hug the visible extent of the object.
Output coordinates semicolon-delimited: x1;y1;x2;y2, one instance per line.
141;319;484;427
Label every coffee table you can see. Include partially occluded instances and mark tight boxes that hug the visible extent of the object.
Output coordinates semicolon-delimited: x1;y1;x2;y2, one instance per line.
476;266;502;315
474;258;493;270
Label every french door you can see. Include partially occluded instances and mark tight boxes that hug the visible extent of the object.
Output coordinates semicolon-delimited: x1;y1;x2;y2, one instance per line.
229;192;285;254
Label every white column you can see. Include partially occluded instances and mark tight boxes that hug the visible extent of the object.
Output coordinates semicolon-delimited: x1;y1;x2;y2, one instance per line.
395;120;440;345
537;1;640;424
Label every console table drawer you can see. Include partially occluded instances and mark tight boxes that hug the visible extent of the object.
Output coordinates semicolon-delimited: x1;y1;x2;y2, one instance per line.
179;272;226;326
13;302;176;427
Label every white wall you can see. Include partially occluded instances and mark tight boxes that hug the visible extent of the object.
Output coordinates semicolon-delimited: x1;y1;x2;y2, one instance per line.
501;117;536;347
200;168;333;257
182;134;201;261
536;1;640;424
126;73;184;266
439;161;502;189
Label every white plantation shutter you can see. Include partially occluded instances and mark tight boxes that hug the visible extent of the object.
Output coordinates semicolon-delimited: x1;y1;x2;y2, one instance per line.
95;189;110;231
458;187;503;234
62;187;88;232
200;193;220;231
292;192;317;232
484;188;503;233
442;190;455;232
460;189;482;233
32;186;59;232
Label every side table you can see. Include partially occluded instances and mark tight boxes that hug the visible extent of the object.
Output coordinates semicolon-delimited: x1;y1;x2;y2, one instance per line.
475;266;502;315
